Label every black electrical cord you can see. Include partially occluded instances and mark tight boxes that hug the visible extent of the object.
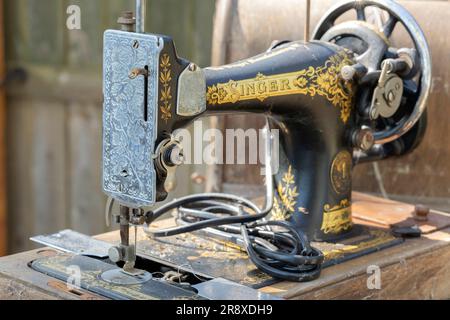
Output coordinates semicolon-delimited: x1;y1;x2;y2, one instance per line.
143;126;323;282
143;193;324;282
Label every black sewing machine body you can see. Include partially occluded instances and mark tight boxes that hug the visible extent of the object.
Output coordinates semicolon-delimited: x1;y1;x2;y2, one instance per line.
26;0;433;297
153;39;357;241
103;29;427;242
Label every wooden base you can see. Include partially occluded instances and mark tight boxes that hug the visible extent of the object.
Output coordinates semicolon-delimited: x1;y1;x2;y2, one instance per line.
0;193;449;300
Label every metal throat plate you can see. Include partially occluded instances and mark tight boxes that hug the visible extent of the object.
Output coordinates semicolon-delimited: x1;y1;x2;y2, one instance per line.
102;30;161;207
31;255;203;300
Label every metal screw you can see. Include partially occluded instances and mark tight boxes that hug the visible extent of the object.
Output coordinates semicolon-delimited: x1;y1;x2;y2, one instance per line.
341;65;356;81
387;91;395;103
353;127;375;151
132;40;140;49
370;107;378;120
188;63;197;72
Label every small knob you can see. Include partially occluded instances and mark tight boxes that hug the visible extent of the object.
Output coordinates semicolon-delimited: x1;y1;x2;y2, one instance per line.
413;204;430;222
341;63;367;81
108;246;124;263
165;144;184;167
117;11;136;32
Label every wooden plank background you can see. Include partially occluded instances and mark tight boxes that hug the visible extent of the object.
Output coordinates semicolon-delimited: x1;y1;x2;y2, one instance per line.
212;0;450;212
0;0;7;256
352;0;450;211
3;0;215;254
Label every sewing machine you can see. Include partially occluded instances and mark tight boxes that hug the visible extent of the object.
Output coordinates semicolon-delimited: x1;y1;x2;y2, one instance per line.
4;0;449;300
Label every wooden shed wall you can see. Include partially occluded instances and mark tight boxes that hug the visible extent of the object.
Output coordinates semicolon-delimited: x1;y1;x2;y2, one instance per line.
4;0;215;254
212;0;450;213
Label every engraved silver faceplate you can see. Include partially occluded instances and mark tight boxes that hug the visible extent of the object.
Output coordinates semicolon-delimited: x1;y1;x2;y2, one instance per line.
103;30;162;207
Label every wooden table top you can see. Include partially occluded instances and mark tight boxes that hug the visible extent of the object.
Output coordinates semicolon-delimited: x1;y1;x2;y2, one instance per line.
0;192;449;300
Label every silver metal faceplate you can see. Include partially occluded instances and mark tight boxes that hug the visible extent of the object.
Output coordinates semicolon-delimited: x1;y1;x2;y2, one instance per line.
103;30;162;207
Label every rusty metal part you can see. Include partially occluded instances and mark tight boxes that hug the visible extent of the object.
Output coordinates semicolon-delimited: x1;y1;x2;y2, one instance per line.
128;67;149;79
117;11;135;32
47;281;102;300
413;204;430;222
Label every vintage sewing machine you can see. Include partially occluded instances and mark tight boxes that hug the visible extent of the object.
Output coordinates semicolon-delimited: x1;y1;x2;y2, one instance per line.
7;0;447;300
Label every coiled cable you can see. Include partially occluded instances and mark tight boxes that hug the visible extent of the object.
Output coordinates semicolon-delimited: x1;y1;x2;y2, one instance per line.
144;126;324;282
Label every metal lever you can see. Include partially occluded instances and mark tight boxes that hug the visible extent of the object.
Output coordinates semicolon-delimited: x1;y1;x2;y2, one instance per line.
370;59;404;120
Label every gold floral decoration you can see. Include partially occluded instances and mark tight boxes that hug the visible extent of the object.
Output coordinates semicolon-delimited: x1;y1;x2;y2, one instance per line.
271;166;307;221
206;85;219;105
321;199;353;234
305;51;354;123
159;53;172;122
206;50;355;124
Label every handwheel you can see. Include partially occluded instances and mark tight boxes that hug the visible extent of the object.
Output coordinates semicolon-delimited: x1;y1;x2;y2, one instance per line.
312;0;431;145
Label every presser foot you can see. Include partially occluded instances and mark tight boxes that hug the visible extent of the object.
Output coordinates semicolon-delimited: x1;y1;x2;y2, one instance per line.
103;247;152;285
122;261;145;276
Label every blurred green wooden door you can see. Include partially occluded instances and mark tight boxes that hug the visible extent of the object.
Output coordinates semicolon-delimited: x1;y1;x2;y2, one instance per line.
3;0;215;254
